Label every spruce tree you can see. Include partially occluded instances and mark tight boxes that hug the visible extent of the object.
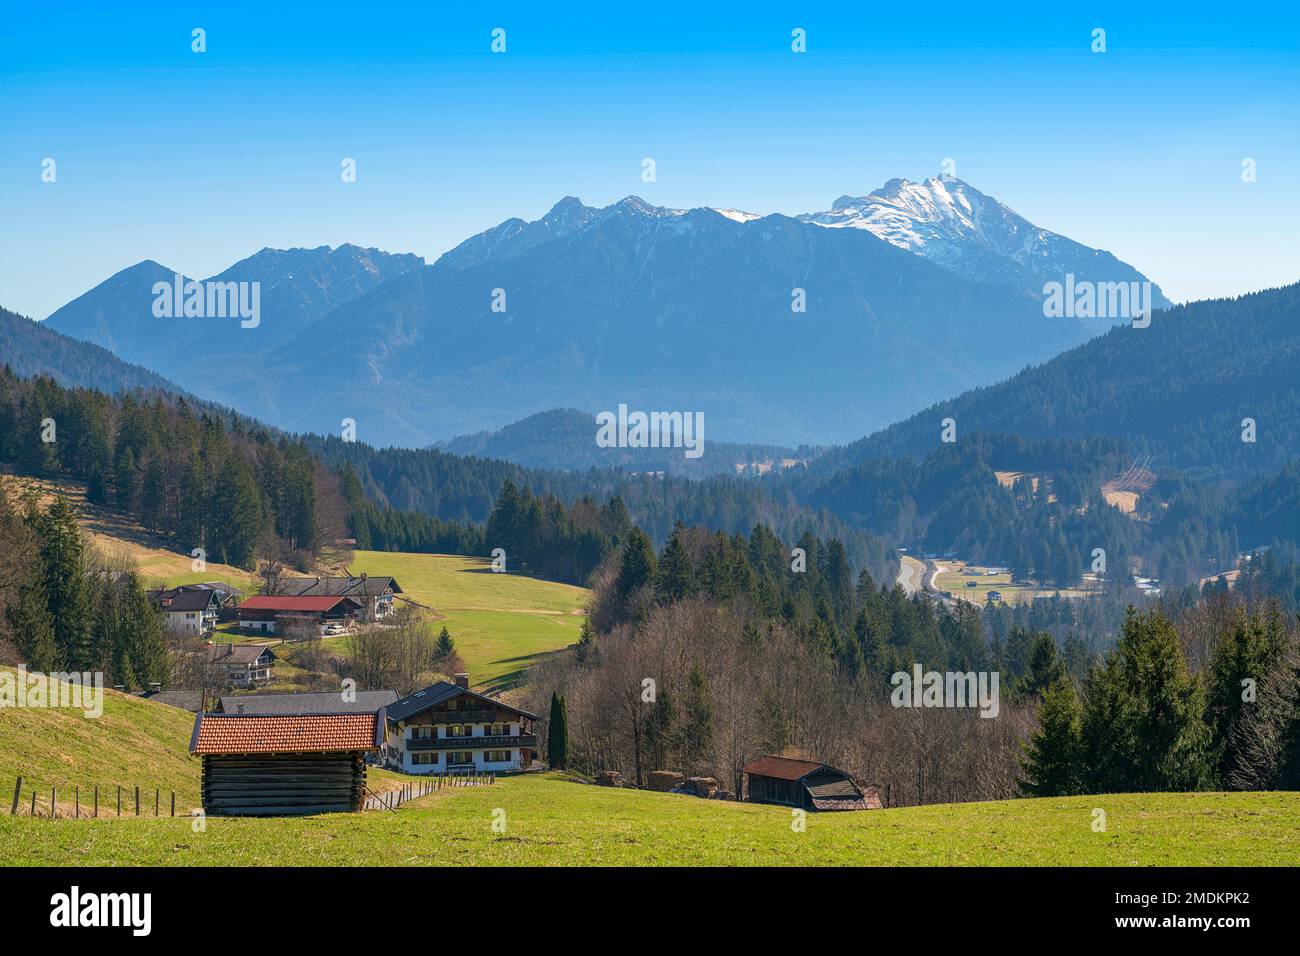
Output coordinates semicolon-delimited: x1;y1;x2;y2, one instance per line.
615;527;658;622
5;573;58;671
123;572;169;688
433;626;455;663
1020;677;1085;795
655;524;694;604
30;496;94;670
1081;608;1211;792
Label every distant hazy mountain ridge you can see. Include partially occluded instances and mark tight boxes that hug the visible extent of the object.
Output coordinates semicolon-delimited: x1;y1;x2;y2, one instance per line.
39;179;1168;448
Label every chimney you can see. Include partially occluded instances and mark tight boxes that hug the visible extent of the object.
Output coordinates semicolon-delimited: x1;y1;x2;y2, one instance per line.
453;673;469;690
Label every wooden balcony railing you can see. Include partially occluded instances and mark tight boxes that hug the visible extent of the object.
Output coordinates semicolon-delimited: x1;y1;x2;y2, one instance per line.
405;734;537;752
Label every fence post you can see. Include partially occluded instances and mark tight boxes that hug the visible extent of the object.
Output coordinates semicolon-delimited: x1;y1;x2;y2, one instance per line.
9;777;19;816
134;786;139;817
30;792;36;816
75;787;80;819
95;785;99;818
51;787;56;818
116;785;121;816
171;792;175;817
155;789;159;817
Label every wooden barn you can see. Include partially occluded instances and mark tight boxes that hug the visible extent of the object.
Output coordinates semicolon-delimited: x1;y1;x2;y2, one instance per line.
742;755;882;812
189;711;385;815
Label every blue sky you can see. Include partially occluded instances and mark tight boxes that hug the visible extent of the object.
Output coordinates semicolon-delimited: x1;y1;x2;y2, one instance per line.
2;1;1297;318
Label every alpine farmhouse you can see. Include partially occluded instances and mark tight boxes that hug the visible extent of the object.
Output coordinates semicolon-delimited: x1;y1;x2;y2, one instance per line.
385;675;539;775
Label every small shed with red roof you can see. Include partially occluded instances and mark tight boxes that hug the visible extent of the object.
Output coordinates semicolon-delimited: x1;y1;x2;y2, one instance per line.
742;755;881;812
189;711;386;815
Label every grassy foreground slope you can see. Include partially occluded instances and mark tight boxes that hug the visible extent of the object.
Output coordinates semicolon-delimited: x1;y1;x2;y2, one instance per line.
345;551;589;690
0;676;201;816
1;773;1297;866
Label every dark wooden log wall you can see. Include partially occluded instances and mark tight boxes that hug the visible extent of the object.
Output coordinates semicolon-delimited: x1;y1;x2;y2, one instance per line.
201;751;367;815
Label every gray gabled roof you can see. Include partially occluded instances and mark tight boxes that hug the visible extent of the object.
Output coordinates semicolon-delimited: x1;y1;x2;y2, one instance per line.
282;576;402;598
148;587;221;612
217;689;398;716
141;690;205;712
208;643;278;665
385;681;537;724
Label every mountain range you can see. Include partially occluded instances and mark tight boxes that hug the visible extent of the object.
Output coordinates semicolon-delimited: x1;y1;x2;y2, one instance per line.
40;177;1168;448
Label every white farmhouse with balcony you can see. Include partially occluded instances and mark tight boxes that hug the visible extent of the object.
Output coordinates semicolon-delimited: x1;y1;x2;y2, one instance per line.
384;674;540;775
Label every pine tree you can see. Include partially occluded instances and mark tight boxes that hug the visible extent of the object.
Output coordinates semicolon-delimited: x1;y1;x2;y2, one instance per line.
433;626;456;663
1081;608;1211;792
615;527;658;623
574;619;597;664
5;572;58;671
1206;608;1292;789
30;496;95;670
655;523;694;604
210;454;263;568
122;572;169;688
1015;631;1066;700
1020;677;1085;795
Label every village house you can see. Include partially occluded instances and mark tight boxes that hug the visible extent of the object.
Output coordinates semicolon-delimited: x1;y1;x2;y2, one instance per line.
385;674;539;775
208;643;277;687
280;574;403;623
147;585;224;637
236;595;363;635
190;711;385;815
742;755;881;812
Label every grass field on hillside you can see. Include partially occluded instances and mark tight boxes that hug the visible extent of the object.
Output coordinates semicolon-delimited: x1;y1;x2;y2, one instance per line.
0;675;201;817
2;772;1296;866
344;551;589;690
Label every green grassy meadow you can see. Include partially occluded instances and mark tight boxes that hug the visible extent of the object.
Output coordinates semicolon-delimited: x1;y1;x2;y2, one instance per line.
344;551;590;689
2;771;1297;866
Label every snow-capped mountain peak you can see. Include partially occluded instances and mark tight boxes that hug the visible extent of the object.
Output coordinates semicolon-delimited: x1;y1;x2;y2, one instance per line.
709;207;761;223
799;176;1169;308
803;176;1006;251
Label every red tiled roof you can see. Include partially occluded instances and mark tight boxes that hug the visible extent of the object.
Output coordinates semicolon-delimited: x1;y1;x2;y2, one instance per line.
238;595;360;612
742;755;825;780
190;713;381;755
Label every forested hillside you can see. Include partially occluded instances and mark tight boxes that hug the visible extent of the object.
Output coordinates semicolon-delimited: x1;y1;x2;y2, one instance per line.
527;517;1300;805
0;368;342;570
0;306;183;395
820;282;1300;481
312;435;897;583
